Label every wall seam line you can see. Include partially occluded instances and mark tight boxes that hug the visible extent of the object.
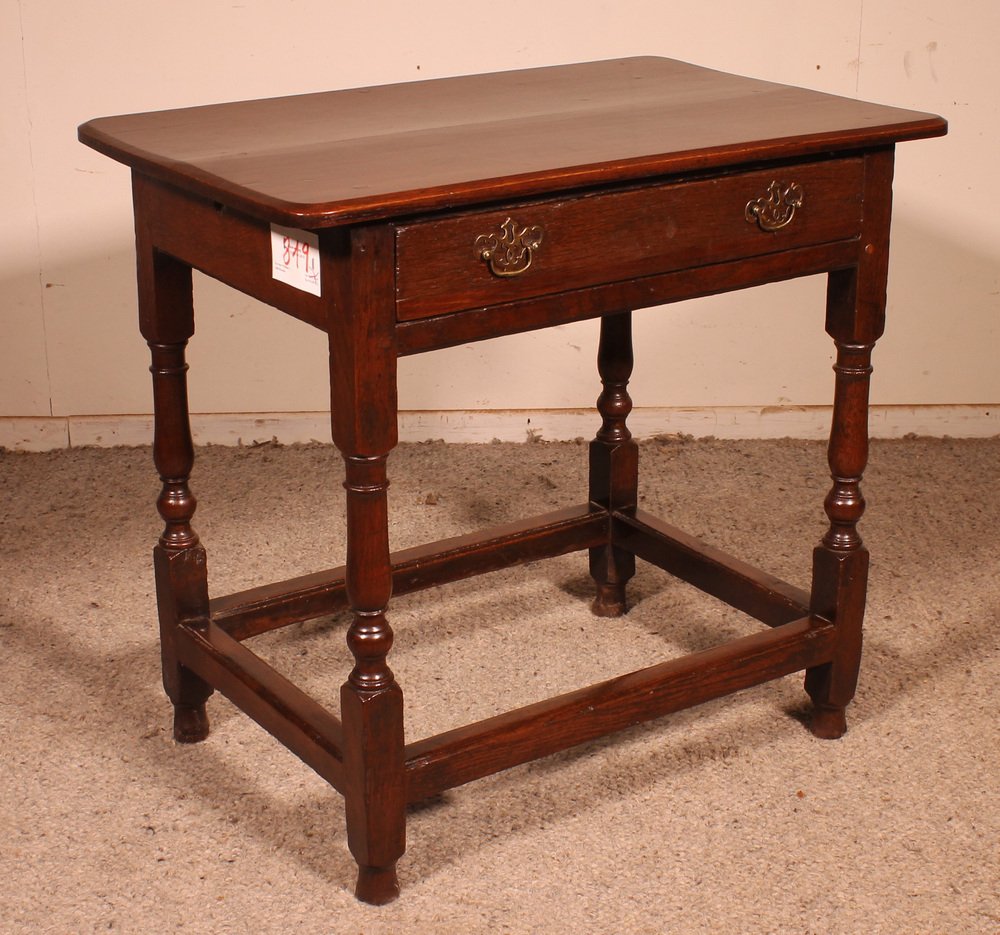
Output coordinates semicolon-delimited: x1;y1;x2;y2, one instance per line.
855;0;865;96
16;0;55;418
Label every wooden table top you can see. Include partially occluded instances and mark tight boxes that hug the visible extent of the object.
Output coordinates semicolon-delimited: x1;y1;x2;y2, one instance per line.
79;57;945;227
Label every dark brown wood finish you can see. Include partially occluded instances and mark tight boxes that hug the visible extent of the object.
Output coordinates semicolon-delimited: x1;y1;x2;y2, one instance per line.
211;505;607;641
133;173;327;331
133;217;214;744
589;312;638;616
614;510;811;627
174;621;346;791
393;238;864;357
326;224;406;905
805;147;894;740
80;58;945;905
395;158;864;320
404;615;836;803
79;58;943;226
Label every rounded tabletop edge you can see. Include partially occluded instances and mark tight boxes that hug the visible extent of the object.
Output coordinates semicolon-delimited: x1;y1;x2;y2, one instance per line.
111;120;947;230
78;60;948;230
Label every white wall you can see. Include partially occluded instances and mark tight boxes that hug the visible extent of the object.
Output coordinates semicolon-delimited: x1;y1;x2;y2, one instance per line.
2;0;997;447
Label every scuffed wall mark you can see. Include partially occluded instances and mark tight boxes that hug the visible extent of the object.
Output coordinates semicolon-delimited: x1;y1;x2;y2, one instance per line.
926;41;939;82
903;41;939;83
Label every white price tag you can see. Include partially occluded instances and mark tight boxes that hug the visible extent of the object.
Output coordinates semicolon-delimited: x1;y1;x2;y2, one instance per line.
270;224;321;296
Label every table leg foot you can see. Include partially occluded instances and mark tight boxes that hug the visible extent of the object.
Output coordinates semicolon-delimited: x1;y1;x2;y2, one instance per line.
173;702;210;743
809;703;847;740
591;582;627;617
355;863;400;905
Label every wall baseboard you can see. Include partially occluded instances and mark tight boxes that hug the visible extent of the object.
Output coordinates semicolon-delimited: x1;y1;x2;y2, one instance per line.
1;406;997;452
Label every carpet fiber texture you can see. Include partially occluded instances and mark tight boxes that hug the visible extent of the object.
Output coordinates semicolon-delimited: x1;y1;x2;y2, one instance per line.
1;438;997;934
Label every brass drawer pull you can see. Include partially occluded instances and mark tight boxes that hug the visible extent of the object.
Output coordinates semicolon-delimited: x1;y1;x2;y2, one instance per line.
745;181;804;231
475;217;544;277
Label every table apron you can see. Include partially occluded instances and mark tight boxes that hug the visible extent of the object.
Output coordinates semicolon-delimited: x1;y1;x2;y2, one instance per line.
132;172;329;332
132;167;864;359
396;157;864;320
396;237;861;356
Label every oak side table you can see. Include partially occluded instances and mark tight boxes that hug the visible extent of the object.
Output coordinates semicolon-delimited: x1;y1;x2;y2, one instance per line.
79;58;945;904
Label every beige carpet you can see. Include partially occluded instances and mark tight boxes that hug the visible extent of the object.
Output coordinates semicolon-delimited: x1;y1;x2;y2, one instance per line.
1;437;997;934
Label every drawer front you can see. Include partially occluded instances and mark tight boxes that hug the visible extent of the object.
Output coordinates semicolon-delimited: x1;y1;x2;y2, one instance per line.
395;158;864;320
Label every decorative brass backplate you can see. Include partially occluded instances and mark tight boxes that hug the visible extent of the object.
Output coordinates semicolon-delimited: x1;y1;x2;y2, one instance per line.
745;181;804;232
474;217;544;277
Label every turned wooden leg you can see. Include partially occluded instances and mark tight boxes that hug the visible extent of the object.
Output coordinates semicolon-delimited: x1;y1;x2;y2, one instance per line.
340;453;404;905
328;224;405;904
806;164;890;739
806;151;894;738
589;311;638;617
806;332;873;739
138;245;213;744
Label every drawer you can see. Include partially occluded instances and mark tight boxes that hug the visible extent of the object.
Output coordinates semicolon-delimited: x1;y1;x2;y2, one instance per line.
395;158;864;320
